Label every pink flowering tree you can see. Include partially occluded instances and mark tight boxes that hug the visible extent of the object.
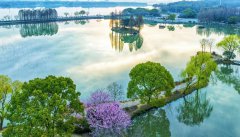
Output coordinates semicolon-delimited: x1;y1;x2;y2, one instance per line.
86;91;131;136
86;90;111;107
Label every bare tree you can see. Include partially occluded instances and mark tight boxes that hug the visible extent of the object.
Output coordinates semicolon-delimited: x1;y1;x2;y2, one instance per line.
107;82;123;101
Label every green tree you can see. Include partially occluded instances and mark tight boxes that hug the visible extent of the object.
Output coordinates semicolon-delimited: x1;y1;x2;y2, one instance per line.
181;53;217;90
149;9;160;17
217;35;240;60
64;12;69;17
74;11;79;17
136;15;144;30
79;10;86;16
180;8;197;18
3;75;84;137
167;14;176;22
228;16;239;24
167;26;175;31
0;75;22;130
127;62;175;104
128;15;136;34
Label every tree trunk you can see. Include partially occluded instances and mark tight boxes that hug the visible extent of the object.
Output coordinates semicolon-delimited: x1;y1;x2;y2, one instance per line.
0;118;3;130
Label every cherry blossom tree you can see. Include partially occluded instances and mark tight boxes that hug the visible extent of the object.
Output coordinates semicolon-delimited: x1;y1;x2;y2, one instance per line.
86;90;111;107
86;91;131;136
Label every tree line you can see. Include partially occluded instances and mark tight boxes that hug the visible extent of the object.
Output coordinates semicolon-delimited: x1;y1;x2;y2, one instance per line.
198;7;240;24
153;0;240;24
18;8;58;21
122;8;161;17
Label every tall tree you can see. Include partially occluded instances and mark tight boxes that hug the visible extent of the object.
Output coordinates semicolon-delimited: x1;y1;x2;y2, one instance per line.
128;15;135;34
127;61;175;105
86;91;130;136
0;75;22;130
3;75;84;137
167;14;176;22
181;53;217;90
64;12;69;17
107;82;123;101
79;10;86;16
217;35;240;60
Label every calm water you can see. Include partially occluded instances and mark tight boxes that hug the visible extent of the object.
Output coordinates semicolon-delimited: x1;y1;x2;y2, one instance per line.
0;18;240;136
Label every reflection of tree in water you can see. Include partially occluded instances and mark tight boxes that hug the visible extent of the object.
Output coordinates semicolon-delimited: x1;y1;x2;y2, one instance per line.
216;64;240;94
177;91;213;126
196;24;240;37
109;17;144;52
127;109;171;137
110;32;143;52
183;24;195;28
20;22;58;38
74;20;89;25
167;25;175;31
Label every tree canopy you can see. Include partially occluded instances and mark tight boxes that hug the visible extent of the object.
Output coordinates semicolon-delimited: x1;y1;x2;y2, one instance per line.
18;9;58;21
0;75;22;130
86;91;130;136
122;8;160;17
167;14;176;21
217;35;240;60
182;53;217;88
127;61;175;104
3;75;84;137
179;8;197;18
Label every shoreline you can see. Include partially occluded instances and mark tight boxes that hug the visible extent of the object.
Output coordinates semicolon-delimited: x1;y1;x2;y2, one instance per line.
0;16;240;27
74;52;240;135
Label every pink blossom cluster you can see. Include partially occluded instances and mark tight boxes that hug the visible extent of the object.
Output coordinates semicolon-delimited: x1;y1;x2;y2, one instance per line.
86;90;131;134
86;102;131;130
86;90;111;107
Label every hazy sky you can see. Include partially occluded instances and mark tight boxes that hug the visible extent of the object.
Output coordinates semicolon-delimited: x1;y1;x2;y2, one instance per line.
3;0;184;4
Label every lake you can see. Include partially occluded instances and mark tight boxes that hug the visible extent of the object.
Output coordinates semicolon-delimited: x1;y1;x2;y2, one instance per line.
0;13;240;136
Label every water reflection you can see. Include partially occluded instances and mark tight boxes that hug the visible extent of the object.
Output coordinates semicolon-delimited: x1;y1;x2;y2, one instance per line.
0;20;90;38
177;91;213;126
196;24;240;36
20;23;58;38
128;109;171;137
109;17;144;52
167;26;175;31
183;24;196;28
74;20;89;25
216;64;240;94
